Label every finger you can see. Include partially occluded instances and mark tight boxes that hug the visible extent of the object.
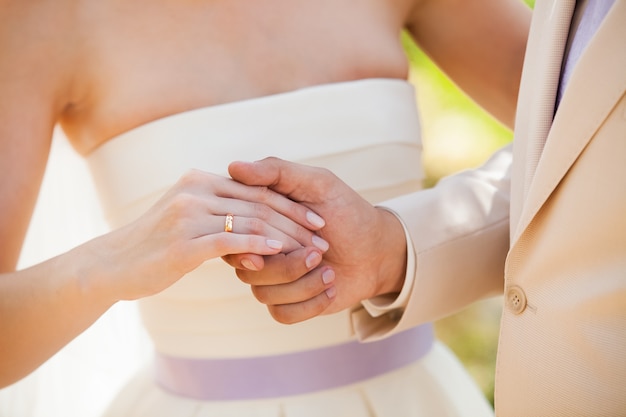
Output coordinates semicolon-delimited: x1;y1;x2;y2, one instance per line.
214;177;326;231
228;157;334;203
190;233;284;261
236;247;323;285
174;169;325;233
198;210;307;253
223;214;310;253
221;253;266;271
152;192;297;246
251;266;335;305
265;288;337;325
214;199;328;251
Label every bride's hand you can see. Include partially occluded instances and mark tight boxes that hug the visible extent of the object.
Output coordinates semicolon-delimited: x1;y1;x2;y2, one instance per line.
79;169;328;302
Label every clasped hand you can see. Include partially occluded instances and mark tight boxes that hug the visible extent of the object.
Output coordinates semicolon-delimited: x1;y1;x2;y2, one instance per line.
223;158;408;324
85;168;328;303
92;163;407;323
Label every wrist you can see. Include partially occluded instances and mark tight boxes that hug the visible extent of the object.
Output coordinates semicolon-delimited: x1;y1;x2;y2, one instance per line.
68;236;119;308
374;207;407;296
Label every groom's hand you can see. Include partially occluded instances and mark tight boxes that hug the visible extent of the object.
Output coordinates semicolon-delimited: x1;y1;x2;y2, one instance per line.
222;157;408;324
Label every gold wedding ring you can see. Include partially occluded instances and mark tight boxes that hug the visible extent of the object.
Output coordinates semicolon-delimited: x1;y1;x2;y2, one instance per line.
224;213;234;233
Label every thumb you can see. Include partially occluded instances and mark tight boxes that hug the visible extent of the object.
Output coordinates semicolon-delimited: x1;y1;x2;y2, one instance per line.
229;157;327;202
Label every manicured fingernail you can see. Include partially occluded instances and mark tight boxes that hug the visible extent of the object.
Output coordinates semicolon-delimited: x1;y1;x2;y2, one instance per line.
325;286;337;299
322;269;335;285
241;259;258;271
266;240;283;250
312;235;329;252
306;211;325;228
305;251;321;269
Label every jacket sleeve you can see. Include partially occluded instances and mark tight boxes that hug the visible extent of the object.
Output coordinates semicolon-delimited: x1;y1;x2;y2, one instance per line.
352;144;513;341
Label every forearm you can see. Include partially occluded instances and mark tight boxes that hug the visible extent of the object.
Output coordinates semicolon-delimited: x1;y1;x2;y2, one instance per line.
355;145;513;340
408;0;532;128
0;241;115;387
0;164;326;386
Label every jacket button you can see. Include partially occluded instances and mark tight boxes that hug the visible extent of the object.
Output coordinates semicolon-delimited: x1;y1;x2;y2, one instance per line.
506;285;527;314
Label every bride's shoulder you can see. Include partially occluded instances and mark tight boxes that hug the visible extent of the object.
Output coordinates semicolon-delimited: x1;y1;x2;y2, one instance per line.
0;0;83;100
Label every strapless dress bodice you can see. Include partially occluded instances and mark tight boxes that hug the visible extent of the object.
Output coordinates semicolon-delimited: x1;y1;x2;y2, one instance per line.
86;78;424;359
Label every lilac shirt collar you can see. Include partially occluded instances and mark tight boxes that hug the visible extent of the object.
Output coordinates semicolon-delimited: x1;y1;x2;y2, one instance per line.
556;0;617;108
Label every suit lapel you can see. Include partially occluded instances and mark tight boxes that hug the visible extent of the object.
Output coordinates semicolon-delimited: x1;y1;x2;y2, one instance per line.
515;0;626;242
512;0;626;243
509;0;575;243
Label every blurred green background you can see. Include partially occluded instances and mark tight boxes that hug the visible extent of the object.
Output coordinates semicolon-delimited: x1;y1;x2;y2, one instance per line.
402;30;515;406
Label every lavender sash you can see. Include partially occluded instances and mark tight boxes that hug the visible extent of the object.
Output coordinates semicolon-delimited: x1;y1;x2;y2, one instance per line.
154;323;433;400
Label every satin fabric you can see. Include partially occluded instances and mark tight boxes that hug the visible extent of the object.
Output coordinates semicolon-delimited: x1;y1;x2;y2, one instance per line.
85;79;494;416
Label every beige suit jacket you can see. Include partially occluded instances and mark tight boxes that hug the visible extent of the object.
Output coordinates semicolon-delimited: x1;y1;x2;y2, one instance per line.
357;0;626;415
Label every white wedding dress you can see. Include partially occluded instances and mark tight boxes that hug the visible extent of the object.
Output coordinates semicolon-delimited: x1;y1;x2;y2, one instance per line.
0;79;493;417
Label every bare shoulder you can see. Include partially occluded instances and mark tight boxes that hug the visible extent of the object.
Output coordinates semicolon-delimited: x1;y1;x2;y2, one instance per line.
0;0;81;112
